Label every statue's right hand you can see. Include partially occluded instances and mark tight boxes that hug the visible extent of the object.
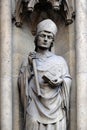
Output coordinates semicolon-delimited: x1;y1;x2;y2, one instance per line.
28;52;36;65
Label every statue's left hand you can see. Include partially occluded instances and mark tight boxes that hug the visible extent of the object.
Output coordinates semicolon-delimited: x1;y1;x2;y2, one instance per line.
57;77;63;85
42;75;63;87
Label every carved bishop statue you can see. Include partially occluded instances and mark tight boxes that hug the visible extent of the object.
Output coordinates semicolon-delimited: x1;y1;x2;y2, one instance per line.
18;19;72;130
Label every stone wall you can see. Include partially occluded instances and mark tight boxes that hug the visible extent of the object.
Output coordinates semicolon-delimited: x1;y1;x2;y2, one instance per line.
0;0;1;129
0;0;76;130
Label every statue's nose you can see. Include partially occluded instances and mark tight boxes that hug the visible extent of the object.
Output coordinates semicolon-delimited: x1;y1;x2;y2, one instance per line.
44;36;48;42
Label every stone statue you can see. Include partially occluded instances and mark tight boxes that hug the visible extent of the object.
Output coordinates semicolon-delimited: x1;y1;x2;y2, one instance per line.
18;19;72;130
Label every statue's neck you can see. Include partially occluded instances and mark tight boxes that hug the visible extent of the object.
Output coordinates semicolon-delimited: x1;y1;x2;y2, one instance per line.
37;48;49;55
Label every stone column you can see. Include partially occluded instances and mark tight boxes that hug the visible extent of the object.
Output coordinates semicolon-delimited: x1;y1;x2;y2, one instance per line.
76;0;87;130
0;0;12;130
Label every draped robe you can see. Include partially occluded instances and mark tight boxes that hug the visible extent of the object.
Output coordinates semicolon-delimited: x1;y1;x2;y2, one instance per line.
18;51;72;130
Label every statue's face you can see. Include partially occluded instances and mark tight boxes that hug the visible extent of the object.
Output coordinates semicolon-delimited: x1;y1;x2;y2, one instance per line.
37;31;54;49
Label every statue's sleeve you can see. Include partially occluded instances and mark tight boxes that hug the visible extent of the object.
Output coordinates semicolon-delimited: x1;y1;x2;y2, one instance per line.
18;59;31;109
60;58;72;121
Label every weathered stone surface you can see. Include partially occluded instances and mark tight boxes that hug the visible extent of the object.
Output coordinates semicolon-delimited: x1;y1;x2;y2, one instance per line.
0;0;12;130
0;1;77;130
76;0;87;130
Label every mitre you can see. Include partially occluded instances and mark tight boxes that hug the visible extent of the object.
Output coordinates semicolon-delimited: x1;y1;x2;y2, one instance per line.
36;19;58;36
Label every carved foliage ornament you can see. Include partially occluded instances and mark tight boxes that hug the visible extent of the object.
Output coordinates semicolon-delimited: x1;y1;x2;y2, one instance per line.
14;0;75;28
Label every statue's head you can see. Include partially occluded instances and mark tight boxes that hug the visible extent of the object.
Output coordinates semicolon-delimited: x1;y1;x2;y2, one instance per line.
34;19;58;51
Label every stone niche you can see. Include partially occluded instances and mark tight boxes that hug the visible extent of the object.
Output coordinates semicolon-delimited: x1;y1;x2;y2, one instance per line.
12;0;76;130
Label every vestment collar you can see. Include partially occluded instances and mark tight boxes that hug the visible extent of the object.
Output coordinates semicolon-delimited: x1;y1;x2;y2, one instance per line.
36;51;53;59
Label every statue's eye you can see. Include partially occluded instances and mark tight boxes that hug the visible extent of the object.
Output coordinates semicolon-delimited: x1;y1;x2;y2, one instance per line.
48;36;53;39
39;34;45;38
